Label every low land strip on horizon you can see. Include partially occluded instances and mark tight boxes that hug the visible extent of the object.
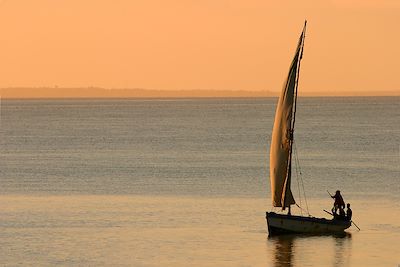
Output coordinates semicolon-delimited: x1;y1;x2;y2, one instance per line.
1;87;398;99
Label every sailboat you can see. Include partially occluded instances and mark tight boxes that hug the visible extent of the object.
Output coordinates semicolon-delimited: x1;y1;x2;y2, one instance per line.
265;21;351;235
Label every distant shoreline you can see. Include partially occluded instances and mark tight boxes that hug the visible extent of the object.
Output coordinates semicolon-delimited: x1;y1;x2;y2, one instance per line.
1;87;398;99
2;96;399;102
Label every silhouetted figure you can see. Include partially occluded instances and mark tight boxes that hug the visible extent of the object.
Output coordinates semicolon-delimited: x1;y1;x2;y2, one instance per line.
346;203;352;221
338;207;346;220
331;190;345;215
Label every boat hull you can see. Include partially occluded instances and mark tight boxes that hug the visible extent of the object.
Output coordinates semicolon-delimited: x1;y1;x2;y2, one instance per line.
266;212;351;236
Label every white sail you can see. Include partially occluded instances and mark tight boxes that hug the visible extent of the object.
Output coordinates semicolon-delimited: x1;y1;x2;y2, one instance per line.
270;29;305;208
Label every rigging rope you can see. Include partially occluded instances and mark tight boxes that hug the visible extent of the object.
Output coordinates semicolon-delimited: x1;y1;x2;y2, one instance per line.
295;152;303;216
293;140;310;215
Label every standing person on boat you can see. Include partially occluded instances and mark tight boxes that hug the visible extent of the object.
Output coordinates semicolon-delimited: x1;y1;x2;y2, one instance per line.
331;190;345;214
346;203;352;221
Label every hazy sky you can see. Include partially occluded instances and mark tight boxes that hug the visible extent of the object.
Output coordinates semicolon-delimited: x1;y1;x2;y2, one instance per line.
0;0;399;94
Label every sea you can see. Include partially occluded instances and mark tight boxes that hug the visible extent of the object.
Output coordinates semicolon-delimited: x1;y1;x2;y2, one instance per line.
0;97;399;266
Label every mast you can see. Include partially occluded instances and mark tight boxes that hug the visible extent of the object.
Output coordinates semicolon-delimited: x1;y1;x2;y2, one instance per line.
282;21;307;211
291;20;307;141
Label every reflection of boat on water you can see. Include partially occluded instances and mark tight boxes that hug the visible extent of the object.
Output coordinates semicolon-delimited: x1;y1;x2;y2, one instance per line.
270;235;295;267
265;21;351;235
269;233;352;267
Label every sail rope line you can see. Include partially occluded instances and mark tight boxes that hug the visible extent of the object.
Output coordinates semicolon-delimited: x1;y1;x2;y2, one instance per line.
293;141;309;214
294;144;303;216
293;142;304;215
293;140;310;215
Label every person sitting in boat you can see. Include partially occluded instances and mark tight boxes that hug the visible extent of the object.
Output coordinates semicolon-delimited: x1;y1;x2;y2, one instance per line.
331;190;345;215
346;203;352;221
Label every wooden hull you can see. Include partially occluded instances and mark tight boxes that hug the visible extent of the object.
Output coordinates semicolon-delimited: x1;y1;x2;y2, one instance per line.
266;212;351;236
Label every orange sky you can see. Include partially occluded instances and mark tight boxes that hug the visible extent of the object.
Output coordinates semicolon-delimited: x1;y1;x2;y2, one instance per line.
0;0;399;96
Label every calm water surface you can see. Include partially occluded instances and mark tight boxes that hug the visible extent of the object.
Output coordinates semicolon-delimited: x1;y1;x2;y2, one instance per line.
1;97;399;266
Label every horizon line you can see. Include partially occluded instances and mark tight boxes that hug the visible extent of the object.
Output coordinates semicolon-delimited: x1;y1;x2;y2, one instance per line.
1;87;399;99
